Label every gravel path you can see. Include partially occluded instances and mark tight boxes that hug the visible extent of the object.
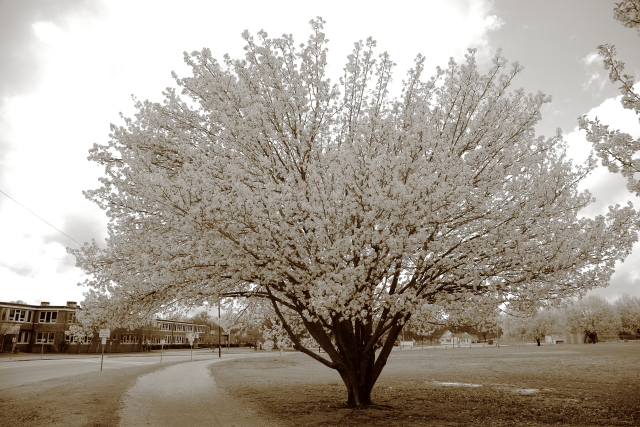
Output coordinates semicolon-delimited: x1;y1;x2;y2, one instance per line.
119;356;277;427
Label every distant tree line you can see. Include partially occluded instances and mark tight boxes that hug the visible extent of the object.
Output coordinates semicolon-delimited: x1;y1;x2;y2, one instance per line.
502;294;640;345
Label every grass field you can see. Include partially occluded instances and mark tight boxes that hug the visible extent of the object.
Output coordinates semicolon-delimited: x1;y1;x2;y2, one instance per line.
1;343;638;426
0;361;172;427
209;343;640;426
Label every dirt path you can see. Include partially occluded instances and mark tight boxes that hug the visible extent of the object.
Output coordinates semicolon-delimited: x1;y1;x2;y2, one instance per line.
119;356;277;427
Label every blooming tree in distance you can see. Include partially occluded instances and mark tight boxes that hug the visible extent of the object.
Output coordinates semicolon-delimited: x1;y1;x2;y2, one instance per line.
565;295;622;343
71;19;639;406
501;308;565;346
614;293;640;335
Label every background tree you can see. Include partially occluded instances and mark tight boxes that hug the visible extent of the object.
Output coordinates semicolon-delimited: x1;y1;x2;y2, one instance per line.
71;19;639;406
579;0;640;197
501;308;564;345
186;309;222;346
71;291;121;336
188;310;217;327
0;323;19;352
564;295;621;343
614;293;640;335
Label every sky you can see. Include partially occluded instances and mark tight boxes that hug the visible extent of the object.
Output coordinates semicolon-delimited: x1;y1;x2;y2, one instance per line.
1;0;639;306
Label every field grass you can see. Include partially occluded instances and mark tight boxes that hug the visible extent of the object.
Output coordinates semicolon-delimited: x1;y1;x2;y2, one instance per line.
209;343;640;426
1;344;638;426
0;361;181;427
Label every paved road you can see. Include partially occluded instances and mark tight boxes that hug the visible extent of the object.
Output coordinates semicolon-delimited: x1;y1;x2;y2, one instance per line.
0;357;153;389
0;350;236;389
119;355;277;427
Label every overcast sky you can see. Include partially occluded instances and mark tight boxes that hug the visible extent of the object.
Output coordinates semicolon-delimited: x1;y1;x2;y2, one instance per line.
1;0;639;306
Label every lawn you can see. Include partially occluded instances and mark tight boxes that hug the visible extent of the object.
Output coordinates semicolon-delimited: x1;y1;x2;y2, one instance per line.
0;343;638;426
0;360;181;427
209;343;640;426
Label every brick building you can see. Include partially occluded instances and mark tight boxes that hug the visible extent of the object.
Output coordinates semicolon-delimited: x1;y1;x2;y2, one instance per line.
0;300;212;354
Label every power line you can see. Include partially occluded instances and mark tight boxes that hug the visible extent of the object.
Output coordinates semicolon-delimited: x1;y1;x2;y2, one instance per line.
0;188;83;247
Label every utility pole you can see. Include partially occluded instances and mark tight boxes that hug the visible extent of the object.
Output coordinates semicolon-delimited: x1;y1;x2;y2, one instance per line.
218;299;221;359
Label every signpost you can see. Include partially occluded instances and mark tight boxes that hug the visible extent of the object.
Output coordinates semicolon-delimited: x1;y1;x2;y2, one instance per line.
8;325;20;361
186;333;192;359
9;336;16;361
186;332;196;360
218;300;222;359
99;329;110;371
160;339;165;362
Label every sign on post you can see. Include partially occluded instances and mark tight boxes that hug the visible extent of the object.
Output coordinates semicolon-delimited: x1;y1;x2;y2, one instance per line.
186;333;195;360
99;329;110;372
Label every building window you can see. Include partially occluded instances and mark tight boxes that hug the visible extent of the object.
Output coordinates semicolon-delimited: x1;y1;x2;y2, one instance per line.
65;332;90;344
67;312;77;323
175;324;185;332
36;332;55;344
174;335;184;344
39;311;58;323
197;326;204;333
8;309;32;322
187;325;193;332
18;331;31;344
160;323;171;331
120;334;139;344
163;335;173;344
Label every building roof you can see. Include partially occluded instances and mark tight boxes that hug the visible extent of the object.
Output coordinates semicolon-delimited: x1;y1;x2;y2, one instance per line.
453;333;476;339
0;300;78;311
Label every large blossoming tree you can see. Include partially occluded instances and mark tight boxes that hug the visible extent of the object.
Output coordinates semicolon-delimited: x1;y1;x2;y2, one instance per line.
71;19;639;406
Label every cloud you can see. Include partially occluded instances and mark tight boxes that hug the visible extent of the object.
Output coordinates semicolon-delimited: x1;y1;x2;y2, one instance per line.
0;0;103;99
588;242;640;301
583;72;607;91
569;83;640;300
566;82;640;163
446;0;504;64
583;51;600;66
0;0;103;208
581;51;609;92
41;209;106;248
0;261;37;278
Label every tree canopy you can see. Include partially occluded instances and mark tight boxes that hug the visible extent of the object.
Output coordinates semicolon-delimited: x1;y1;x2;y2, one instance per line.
579;0;640;197
565;295;622;343
71;19;638;406
502;307;564;346
614;293;640;334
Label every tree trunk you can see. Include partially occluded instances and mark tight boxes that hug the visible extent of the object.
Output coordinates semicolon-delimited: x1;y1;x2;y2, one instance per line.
334;346;378;406
296;318;402;407
338;368;375;406
536;338;541;346
584;332;598;344
270;298;405;408
331;321;403;407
